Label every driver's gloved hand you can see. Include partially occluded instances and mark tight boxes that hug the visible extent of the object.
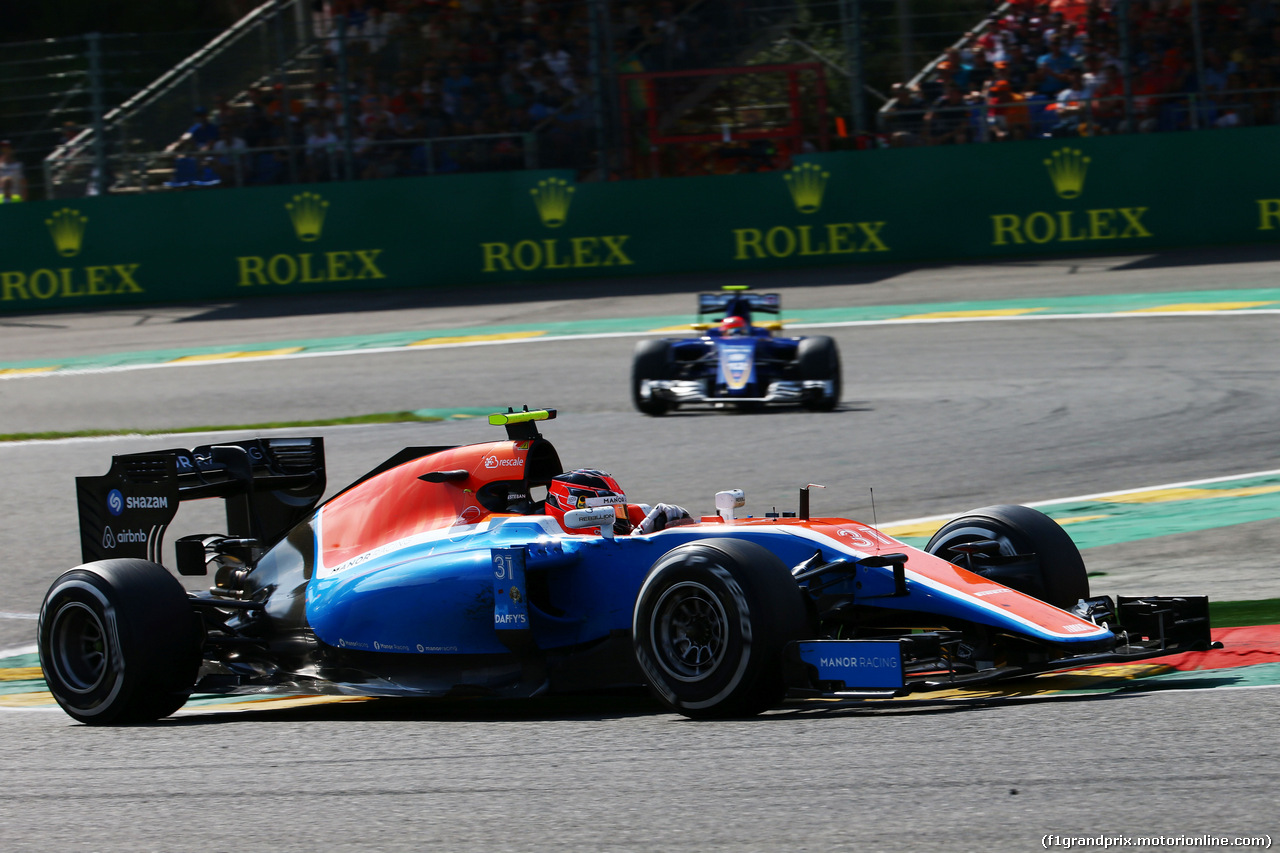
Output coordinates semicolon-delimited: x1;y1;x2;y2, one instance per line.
635;503;693;534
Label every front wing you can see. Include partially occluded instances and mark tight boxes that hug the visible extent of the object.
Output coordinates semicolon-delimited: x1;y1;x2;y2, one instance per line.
784;595;1218;697
643;339;828;406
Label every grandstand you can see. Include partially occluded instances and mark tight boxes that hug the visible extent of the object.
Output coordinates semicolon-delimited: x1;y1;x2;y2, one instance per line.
879;0;1280;145
7;0;1274;200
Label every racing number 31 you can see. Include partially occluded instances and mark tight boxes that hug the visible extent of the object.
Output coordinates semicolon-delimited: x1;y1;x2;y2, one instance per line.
491;548;529;629
494;552;516;579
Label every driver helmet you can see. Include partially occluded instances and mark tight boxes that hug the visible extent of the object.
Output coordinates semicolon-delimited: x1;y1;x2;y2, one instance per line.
546;469;627;534
720;315;749;337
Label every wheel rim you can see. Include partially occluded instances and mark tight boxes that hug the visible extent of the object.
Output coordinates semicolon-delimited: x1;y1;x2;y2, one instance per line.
931;525;1018;568
649;581;728;681
49;602;110;694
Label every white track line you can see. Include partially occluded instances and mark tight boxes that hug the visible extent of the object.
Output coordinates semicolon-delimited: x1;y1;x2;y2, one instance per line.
885;467;1280;529
4;306;1279;381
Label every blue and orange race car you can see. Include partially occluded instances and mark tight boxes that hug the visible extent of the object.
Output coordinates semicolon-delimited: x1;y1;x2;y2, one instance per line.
631;288;841;414
39;408;1214;724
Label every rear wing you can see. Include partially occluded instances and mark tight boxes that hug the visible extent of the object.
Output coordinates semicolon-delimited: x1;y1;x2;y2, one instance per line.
697;291;781;322
76;437;325;565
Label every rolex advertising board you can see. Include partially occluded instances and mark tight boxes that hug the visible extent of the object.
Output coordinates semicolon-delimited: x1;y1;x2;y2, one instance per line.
2;126;1278;312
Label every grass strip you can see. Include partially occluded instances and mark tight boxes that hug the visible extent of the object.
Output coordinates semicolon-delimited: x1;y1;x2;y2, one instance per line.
1209;598;1280;628
0;411;442;442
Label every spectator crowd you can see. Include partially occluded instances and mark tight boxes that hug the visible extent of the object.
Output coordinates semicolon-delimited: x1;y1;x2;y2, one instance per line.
157;0;718;190
34;0;1280;196
879;0;1280;147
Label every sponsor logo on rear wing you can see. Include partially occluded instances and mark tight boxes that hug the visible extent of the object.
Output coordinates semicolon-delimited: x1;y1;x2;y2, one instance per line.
77;452;181;564
75;437;326;565
697;291;781;318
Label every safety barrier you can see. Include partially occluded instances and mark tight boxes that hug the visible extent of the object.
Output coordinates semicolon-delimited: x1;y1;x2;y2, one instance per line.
4;126;1280;313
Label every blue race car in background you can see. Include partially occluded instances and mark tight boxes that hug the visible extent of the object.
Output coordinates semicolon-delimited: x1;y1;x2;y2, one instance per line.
631;288;841;415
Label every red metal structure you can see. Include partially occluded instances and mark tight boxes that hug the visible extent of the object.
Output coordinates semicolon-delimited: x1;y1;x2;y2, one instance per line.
618;62;830;178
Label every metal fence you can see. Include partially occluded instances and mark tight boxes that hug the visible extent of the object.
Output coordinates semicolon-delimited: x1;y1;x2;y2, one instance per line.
3;0;1273;199
42;0;318;198
0;29;220;200
878;87;1279;148
23;0;1001;195
48;131;538;196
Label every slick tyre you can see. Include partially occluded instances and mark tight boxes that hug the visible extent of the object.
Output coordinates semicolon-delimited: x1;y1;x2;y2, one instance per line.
797;336;841;411
633;538;809;718
925;505;1089;610
632;339;673;416
39;559;202;725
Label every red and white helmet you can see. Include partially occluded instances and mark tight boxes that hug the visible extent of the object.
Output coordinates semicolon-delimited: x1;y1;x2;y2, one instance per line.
545;469;627;534
720;315;748;337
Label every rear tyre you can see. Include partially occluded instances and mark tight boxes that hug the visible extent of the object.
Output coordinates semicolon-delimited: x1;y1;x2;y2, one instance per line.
632;339;673;416
39;559;202;725
925;505;1089;610
633;538;809;718
797;336;841;411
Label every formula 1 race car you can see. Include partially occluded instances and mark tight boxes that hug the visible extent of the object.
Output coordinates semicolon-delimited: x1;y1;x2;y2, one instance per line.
631;288;841;414
39;407;1215;725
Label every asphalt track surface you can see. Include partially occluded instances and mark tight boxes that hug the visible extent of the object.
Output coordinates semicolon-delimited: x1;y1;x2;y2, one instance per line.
2;248;1279;851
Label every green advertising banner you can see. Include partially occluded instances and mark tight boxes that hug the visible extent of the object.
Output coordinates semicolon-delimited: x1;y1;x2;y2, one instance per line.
3;126;1280;313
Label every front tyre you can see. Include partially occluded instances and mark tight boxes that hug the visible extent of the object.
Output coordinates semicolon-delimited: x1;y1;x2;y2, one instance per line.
633;539;809;718
925;505;1089;610
797;336;841;411
632;339;673;416
39;559;202;725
